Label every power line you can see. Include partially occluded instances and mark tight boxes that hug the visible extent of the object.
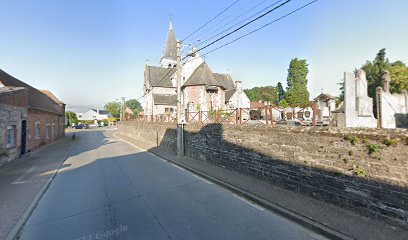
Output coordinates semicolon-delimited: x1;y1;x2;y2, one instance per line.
182;0;241;42
195;0;276;47
204;0;318;57
183;0;318;64
191;0;292;57
193;0;267;42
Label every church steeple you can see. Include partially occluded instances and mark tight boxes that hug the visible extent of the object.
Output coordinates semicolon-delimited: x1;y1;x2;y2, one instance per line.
161;19;177;68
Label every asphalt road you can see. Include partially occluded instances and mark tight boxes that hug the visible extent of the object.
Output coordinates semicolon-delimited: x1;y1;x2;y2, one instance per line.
18;128;328;240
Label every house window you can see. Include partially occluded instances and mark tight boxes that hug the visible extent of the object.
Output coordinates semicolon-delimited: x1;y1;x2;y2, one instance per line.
6;125;16;148
35;122;41;139
52;124;56;138
305;111;311;118
46;124;51;139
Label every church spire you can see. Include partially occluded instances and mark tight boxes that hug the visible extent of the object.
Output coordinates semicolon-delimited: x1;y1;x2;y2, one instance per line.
161;19;177;67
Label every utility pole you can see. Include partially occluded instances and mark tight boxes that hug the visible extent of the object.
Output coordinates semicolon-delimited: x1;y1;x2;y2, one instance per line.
120;97;125;124
176;40;184;157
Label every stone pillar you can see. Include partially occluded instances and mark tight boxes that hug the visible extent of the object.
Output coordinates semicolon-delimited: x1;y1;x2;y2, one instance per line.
382;71;391;93
403;90;408;114
376;87;383;128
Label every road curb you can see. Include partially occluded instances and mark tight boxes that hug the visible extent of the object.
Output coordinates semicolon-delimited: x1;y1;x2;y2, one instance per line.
5;138;78;240
113;132;353;240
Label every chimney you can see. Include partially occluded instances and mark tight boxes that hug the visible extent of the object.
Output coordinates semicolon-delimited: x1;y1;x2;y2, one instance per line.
235;81;242;93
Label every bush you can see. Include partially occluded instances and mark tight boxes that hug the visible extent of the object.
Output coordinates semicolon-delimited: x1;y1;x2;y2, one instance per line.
354;166;366;177
344;134;360;145
367;144;381;155
382;138;401;147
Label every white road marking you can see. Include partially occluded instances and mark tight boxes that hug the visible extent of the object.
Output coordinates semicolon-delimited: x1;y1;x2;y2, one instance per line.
12;178;50;185
232;193;265;211
171;163;185;172
191;174;213;185
309;233;328;240
12;166;37;184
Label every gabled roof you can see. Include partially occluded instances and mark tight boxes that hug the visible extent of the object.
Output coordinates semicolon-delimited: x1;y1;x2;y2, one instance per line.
91;109;111;115
214;73;235;91
40;90;64;105
145;66;176;87
0;69;63;115
250;102;266;108
153;94;177;106
162;20;177;60
225;89;236;101
314;93;335;101
183;62;221;88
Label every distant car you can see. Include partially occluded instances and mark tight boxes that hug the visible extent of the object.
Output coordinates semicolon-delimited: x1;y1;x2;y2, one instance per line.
72;125;83;129
89;123;99;128
72;124;89;129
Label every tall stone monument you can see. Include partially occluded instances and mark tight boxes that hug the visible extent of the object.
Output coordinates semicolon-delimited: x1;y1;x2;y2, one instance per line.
343;70;377;128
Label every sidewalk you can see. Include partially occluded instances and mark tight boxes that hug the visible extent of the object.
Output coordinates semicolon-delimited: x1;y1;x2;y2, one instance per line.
0;135;76;240
117;133;408;240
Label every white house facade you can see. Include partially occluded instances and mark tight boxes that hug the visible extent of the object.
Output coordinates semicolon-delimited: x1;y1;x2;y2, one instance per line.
76;109;113;121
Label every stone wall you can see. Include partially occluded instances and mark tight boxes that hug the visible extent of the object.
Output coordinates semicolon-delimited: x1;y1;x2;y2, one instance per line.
119;121;408;226
0;104;27;167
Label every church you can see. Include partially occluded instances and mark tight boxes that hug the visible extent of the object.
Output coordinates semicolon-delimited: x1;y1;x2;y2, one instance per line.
143;20;250;117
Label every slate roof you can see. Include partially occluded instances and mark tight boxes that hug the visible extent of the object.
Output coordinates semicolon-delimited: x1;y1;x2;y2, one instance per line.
214;73;235;91
0;69;63;114
225;89;236;102
183;63;222;88
91;109;111;115
145;66;176;87
153;94;177;106
162;20;177;60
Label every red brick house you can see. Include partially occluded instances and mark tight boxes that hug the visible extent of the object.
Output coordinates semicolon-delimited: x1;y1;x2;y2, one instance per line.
0;69;65;156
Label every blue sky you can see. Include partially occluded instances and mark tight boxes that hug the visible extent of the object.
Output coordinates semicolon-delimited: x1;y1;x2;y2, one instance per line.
0;0;407;111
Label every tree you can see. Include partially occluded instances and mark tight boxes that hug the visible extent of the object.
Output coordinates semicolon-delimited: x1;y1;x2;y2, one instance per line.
278;99;288;108
389;61;408;94
277;82;285;102
125;99;142;110
336;79;344;105
356;48;408;115
125;99;143;116
285;58;310;105
104;101;121;118
243;86;278;104
65;111;78;126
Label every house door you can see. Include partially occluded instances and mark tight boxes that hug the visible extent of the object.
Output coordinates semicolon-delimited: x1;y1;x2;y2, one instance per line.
21;120;27;155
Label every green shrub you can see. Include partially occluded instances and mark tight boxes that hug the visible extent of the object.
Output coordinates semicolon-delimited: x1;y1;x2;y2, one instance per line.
354;166;366;177
344;134;360;145
367;144;381;155
382;138;401;147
